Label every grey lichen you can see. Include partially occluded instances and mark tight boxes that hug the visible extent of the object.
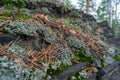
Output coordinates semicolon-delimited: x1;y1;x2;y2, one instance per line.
37;28;58;44
41;7;50;14
67;37;91;57
107;47;120;57
47;44;73;71
30;68;47;80
54;44;73;66
0;56;31;80
1;44;50;80
6;44;27;59
43;31;58;43
4;22;43;37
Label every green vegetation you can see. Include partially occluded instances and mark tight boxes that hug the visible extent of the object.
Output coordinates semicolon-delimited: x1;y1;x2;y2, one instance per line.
0;11;11;17
0;0;120;80
73;51;93;63
114;55;120;61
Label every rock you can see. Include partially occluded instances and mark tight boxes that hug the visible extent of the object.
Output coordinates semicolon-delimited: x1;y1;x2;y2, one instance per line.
98;20;115;41
69;9;83;17
6;44;27;59
40;31;57;44
0;34;15;45
0;56;31;80
4;22;43;37
82;13;96;22
90;49;102;68
36;28;58;44
54;44;73;66
103;55;115;65
107;47;116;57
41;7;50;14
51;62;90;80
84;73;97;80
67;37;91;57
97;61;120;80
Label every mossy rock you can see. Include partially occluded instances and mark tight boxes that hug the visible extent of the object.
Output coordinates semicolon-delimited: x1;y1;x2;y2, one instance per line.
4;22;43;37
67;37;92;57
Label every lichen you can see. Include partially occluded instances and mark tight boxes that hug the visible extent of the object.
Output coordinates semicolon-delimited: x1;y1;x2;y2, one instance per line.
42;30;58;43
6;44;27;59
55;44;73;66
0;56;31;80
4;22;43;37
67;37;92;57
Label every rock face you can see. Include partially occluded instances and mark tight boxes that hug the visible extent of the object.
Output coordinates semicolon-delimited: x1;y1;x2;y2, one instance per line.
0;34;15;45
4;22;41;37
0;1;120;80
84;61;120;80
99;20;120;49
99;21;115;40
97;61;120;80
51;62;90;80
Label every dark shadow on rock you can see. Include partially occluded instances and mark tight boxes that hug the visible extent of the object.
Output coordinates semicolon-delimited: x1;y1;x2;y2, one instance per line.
0;34;16;45
98;20;120;48
90;49;102;68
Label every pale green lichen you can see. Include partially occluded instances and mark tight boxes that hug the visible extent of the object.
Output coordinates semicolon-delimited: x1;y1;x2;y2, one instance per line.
4;22;43;37
30;68;47;80
40;29;58;43
67;37;92;57
7;44;27;59
0;55;31;80
55;44;73;66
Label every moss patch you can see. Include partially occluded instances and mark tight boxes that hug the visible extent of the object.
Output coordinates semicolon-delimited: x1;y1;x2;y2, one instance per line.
73;51;93;63
114;55;120;61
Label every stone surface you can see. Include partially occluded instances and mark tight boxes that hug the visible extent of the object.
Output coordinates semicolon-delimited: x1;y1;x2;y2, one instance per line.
0;34;15;45
84;73;97;80
103;55;115;65
4;22;42;37
97;61;120;80
41;7;50;14
51;62;90;80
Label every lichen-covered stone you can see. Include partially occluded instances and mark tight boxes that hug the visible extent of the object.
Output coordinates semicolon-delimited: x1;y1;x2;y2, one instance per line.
51;44;73;68
30;68;47;80
4;22;44;37
37;29;58;44
44;31;58;44
0;44;50;80
0;56;31;80
103;55;115;65
107;47;120;57
41;7;50;14
67;37;91;57
7;44;27;59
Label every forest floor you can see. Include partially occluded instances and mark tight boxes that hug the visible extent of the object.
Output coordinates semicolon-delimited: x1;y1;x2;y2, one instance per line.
0;1;120;80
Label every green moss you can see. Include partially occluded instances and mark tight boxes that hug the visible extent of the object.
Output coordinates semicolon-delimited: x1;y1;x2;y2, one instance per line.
73;51;93;63
0;12;11;17
16;14;29;20
1;0;13;4
114;55;120;61
47;63;70;75
1;0;26;8
56;64;70;73
3;4;15;10
0;28;8;33
0;18;6;22
100;59;106;68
